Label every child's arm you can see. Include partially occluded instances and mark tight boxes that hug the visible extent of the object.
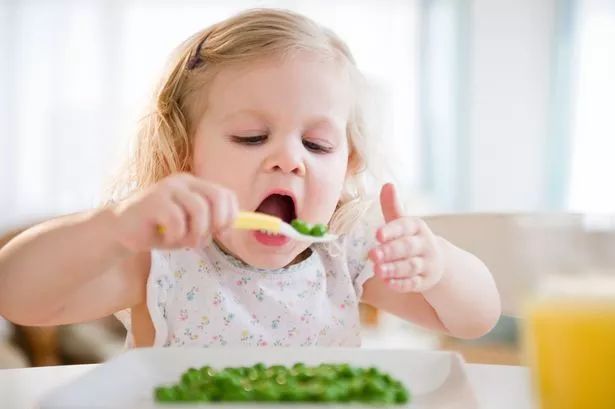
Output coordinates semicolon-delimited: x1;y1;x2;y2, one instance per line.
0;209;146;326
0;173;238;327
362;184;501;339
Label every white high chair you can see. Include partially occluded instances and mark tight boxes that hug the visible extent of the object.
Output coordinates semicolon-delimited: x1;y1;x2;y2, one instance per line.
423;212;615;317
421;212;615;364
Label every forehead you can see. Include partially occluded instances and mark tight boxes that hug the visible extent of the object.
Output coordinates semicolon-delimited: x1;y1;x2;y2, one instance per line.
202;51;354;125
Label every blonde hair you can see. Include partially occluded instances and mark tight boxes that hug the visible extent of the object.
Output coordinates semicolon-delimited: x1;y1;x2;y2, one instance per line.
109;8;375;234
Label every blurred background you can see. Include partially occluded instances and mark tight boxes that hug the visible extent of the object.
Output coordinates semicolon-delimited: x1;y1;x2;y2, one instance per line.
0;0;614;368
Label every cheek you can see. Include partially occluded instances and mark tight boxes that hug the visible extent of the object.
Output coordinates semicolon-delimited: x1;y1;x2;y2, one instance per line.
192;138;258;210
193;137;244;181
192;136;217;177
327;148;351;190
307;154;348;216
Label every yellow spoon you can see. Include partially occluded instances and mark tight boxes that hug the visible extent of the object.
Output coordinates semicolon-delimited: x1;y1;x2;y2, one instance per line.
233;211;338;243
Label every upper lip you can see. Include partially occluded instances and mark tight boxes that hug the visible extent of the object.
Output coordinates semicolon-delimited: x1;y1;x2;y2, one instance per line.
256;188;299;218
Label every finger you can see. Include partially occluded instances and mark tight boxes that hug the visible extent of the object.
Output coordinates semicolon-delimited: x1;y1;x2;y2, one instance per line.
374;257;424;279
172;188;210;247
385;277;420;293
379;183;405;223
407;275;423;292
187;179;235;232
369;236;426;263
207;187;231;232
218;188;239;231
155;201;187;247
376;217;423;243
226;190;240;227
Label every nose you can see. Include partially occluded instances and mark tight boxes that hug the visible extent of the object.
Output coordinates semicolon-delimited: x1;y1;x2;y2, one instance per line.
263;136;306;176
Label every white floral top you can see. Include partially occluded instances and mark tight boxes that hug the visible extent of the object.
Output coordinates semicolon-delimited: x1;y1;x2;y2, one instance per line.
116;220;376;348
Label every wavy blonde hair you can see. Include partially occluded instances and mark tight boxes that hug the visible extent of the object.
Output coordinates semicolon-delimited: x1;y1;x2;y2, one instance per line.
109;9;375;234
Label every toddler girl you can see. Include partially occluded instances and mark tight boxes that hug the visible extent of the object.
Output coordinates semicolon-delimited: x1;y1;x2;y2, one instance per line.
0;9;500;348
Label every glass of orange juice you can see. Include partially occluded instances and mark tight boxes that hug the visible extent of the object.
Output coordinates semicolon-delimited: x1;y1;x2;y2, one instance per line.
524;275;615;409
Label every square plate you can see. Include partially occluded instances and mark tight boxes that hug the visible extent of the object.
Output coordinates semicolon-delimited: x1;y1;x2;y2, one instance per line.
40;348;478;409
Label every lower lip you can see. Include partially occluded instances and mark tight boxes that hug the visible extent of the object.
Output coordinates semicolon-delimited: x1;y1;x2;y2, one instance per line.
253;231;291;247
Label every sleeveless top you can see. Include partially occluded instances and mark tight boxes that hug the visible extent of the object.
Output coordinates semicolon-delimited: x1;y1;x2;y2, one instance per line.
115;219;376;348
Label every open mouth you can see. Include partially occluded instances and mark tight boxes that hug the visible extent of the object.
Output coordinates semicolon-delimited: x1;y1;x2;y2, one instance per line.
255;194;297;224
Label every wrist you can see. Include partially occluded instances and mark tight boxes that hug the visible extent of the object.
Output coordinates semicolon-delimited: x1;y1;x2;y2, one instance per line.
91;204;135;260
422;236;453;296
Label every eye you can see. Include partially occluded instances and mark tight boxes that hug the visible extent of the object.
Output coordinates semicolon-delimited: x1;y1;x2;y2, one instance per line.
231;135;268;145
303;139;333;154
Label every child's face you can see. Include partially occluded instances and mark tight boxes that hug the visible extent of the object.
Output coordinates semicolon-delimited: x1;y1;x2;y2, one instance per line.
192;51;353;269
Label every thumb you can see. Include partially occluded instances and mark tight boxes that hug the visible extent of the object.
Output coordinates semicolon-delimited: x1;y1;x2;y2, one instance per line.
380;183;405;223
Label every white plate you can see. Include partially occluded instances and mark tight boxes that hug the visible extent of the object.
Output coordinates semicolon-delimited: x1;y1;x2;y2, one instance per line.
39;348;478;409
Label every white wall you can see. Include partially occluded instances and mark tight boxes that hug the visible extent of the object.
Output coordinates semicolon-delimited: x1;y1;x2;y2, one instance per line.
0;0;421;230
468;0;556;211
569;0;615;213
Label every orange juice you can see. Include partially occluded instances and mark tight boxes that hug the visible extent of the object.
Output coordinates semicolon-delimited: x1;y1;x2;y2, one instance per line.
524;278;615;409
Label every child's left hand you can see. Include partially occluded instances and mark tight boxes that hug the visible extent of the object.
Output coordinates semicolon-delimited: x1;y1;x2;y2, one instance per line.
368;183;445;293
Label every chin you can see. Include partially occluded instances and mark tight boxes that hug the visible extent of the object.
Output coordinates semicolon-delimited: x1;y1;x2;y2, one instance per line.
239;238;310;270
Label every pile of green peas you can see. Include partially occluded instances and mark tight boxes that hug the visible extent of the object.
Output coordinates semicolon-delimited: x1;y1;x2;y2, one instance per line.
291;219;328;237
154;362;410;404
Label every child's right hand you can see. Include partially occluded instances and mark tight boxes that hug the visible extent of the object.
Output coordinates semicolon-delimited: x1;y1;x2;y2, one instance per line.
111;173;239;253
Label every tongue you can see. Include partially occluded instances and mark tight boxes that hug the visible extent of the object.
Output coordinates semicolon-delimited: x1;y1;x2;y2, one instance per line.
257;195;292;222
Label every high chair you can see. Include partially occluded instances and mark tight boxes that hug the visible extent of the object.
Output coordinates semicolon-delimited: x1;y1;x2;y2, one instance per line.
424;212;615;364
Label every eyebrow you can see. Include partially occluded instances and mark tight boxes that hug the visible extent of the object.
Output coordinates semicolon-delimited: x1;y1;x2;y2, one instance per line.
221;109;267;123
221;110;345;135
306;117;345;136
